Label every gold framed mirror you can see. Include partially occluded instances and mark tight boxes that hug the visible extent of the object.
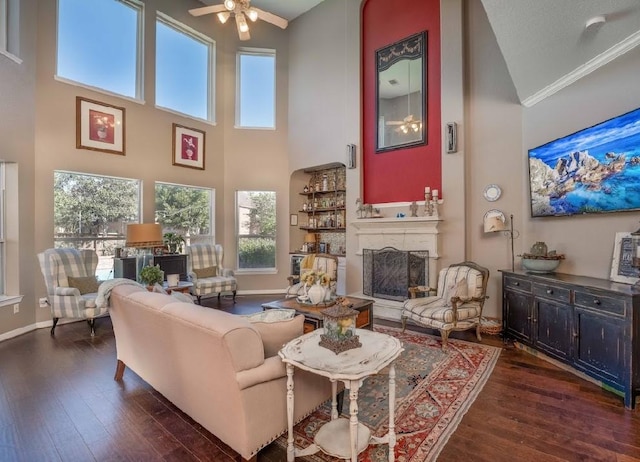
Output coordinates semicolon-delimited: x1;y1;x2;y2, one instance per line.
376;31;426;153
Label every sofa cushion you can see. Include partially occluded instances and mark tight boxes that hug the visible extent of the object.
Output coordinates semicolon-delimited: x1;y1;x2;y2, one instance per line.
68;275;100;295
251;314;304;357
194;266;217;278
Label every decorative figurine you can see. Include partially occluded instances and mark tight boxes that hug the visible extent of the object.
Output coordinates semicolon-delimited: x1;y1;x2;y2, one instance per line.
410;201;418;217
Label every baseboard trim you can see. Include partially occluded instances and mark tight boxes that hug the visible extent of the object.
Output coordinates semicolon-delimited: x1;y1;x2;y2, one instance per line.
0;318;86;343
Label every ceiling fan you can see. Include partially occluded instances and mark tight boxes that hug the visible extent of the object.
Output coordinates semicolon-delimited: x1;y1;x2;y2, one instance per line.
189;0;288;41
386;114;422;134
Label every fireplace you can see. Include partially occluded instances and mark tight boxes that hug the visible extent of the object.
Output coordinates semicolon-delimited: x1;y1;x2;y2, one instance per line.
363;247;429;301
351;216;441;321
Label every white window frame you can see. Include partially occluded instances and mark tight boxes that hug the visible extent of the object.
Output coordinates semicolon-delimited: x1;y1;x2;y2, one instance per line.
154;181;215;245
55;0;145;101
235;190;277;274
155;12;216;124
0;163;5;295
235;48;276;129
0;0;22;64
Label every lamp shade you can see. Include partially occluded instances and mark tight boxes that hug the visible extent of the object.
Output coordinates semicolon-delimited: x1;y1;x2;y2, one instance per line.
484;215;506;233
126;223;164;248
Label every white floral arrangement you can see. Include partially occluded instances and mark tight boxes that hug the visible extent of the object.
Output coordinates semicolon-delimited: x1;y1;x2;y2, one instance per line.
301;270;331;286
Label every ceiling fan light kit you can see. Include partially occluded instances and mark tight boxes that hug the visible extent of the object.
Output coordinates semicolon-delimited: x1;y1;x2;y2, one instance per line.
189;0;288;41
585;15;606;31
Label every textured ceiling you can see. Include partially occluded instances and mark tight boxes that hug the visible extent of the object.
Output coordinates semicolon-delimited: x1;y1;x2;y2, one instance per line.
480;0;640;106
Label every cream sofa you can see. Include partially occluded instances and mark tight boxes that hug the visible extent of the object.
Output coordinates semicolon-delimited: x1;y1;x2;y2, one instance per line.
109;284;334;461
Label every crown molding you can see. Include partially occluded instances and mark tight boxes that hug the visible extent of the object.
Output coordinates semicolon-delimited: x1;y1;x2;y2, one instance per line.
522;30;640;108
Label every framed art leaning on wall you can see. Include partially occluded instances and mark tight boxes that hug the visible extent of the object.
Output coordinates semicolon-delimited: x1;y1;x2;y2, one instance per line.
172;123;205;170
610;232;640;284
76;97;126;155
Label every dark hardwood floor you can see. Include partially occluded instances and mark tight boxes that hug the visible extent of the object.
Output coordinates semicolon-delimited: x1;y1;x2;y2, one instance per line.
1;294;638;461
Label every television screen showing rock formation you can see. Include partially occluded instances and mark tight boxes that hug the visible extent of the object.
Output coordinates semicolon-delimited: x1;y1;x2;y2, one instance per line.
528;107;640;217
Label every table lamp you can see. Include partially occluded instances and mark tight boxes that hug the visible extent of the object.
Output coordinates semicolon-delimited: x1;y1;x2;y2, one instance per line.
126;223;164;280
304;233;317;253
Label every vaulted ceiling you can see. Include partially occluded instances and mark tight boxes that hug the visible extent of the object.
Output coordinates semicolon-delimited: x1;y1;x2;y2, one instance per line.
197;0;640;108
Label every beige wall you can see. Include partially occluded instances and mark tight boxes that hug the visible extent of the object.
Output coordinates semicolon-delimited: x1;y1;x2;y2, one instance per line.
0;0;37;334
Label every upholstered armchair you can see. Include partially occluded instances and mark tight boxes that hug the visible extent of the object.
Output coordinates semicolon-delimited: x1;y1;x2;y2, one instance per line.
401;261;489;349
285;253;338;298
37;248;108;336
186;244;237;304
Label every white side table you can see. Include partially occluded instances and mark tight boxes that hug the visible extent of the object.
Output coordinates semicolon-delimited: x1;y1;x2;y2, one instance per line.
279;329;403;462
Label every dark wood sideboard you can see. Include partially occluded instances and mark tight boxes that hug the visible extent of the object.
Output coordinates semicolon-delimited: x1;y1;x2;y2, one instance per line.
114;254;188;281
501;270;640;409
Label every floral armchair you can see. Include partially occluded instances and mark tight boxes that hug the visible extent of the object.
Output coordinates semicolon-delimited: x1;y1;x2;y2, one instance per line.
401;261;489;349
285;253;338;299
186;244;237;304
37;248;108;336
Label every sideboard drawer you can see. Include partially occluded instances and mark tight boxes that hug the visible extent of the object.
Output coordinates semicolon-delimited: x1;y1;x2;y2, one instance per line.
533;283;570;303
575;291;626;317
504;276;531;292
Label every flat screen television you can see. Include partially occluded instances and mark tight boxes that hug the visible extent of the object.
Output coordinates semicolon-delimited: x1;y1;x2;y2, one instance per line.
528;106;640;217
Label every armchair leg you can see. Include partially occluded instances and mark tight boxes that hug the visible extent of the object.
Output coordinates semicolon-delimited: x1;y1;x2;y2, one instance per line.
88;319;96;337
50;317;59;336
114;359;126;381
476;324;483;342
440;329;450;351
218;293;221;301
232;290;237;303
401;316;407;333
196;295;202;304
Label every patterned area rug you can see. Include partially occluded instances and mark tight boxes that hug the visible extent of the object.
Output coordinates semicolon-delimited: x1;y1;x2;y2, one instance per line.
277;325;501;461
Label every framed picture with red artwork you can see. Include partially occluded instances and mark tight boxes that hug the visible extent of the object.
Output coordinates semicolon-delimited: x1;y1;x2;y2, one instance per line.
172;123;205;170
76;97;126;155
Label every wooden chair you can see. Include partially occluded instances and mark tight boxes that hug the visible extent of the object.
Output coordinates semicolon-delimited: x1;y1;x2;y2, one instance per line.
401;261;489;349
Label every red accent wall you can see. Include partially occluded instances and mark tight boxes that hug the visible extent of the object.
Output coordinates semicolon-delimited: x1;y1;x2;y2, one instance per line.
361;0;441;204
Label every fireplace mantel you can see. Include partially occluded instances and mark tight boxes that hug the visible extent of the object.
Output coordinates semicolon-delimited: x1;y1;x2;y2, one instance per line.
351;217;442;321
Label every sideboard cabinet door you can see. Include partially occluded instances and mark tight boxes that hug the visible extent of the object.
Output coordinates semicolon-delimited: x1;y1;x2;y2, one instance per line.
504;289;532;342
534;298;573;362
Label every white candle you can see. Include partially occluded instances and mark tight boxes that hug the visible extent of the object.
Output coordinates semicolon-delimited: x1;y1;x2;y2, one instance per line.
433;189;439;198
424;186;430;194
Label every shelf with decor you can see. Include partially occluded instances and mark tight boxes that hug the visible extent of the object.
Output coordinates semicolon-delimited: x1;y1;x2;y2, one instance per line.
299;165;346;234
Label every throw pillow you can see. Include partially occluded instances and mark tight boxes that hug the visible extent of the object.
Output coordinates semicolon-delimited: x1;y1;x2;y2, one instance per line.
444;278;468;306
193;266;217;278
67;276;100;295
170;291;194;304
251;314;304;357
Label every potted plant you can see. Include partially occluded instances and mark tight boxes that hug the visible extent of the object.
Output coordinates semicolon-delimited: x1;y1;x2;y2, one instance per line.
163;232;185;254
139;264;164;287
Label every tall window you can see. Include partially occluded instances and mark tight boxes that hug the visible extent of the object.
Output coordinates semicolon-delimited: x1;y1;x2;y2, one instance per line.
155;182;214;246
54;171;141;279
236;191;276;271
1;0;20;60
56;0;143;99
156;13;215;122
0;163;5;295
236;49;275;129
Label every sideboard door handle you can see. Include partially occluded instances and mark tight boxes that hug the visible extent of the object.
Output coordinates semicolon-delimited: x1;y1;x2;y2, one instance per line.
593;299;601;305
546;289;553;294
513;282;520;286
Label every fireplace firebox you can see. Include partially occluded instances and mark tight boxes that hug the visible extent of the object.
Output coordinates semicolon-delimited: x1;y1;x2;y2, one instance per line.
363;247;429;301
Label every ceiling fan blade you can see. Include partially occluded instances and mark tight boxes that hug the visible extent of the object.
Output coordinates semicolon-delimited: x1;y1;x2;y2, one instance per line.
189;5;226;17
252;7;288;29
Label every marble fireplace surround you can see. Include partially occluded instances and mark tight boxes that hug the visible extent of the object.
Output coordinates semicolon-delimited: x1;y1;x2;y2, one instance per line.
351;216;441;321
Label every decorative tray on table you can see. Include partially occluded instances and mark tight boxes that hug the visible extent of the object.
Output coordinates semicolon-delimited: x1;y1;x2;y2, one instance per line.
296;295;337;307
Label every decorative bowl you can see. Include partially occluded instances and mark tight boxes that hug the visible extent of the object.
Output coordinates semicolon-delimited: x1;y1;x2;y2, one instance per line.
521;258;561;274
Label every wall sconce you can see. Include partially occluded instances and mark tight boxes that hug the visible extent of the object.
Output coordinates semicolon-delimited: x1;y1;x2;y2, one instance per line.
484;210;517;271
346;144;357;169
446;122;457;153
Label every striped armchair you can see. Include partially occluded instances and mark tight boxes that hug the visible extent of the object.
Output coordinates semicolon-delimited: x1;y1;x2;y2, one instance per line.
186;244;237;304
401;261;489;349
37;248;108;336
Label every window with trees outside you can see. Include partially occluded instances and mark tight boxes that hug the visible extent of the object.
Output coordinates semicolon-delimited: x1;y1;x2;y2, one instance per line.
236;191;276;271
156;13;215;122
155;182;214;247
54;171;141;280
0;163;5;295
56;0;143;99
236;49;275;129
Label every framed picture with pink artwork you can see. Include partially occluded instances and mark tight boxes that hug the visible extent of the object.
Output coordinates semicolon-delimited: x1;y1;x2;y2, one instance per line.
172;123;205;170
76;97;126;155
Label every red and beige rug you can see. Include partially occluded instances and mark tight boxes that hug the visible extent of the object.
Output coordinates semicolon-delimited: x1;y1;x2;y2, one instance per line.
277;325;501;461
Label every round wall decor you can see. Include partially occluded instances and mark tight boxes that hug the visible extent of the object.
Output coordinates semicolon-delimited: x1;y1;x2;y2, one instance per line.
483;184;502;202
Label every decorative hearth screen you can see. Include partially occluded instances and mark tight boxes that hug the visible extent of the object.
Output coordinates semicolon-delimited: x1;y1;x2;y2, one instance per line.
363;247;429;301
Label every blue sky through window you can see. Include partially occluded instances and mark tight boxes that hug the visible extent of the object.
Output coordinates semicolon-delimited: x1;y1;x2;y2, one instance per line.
239;53;275;128
57;0;139;98
156;20;210;121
